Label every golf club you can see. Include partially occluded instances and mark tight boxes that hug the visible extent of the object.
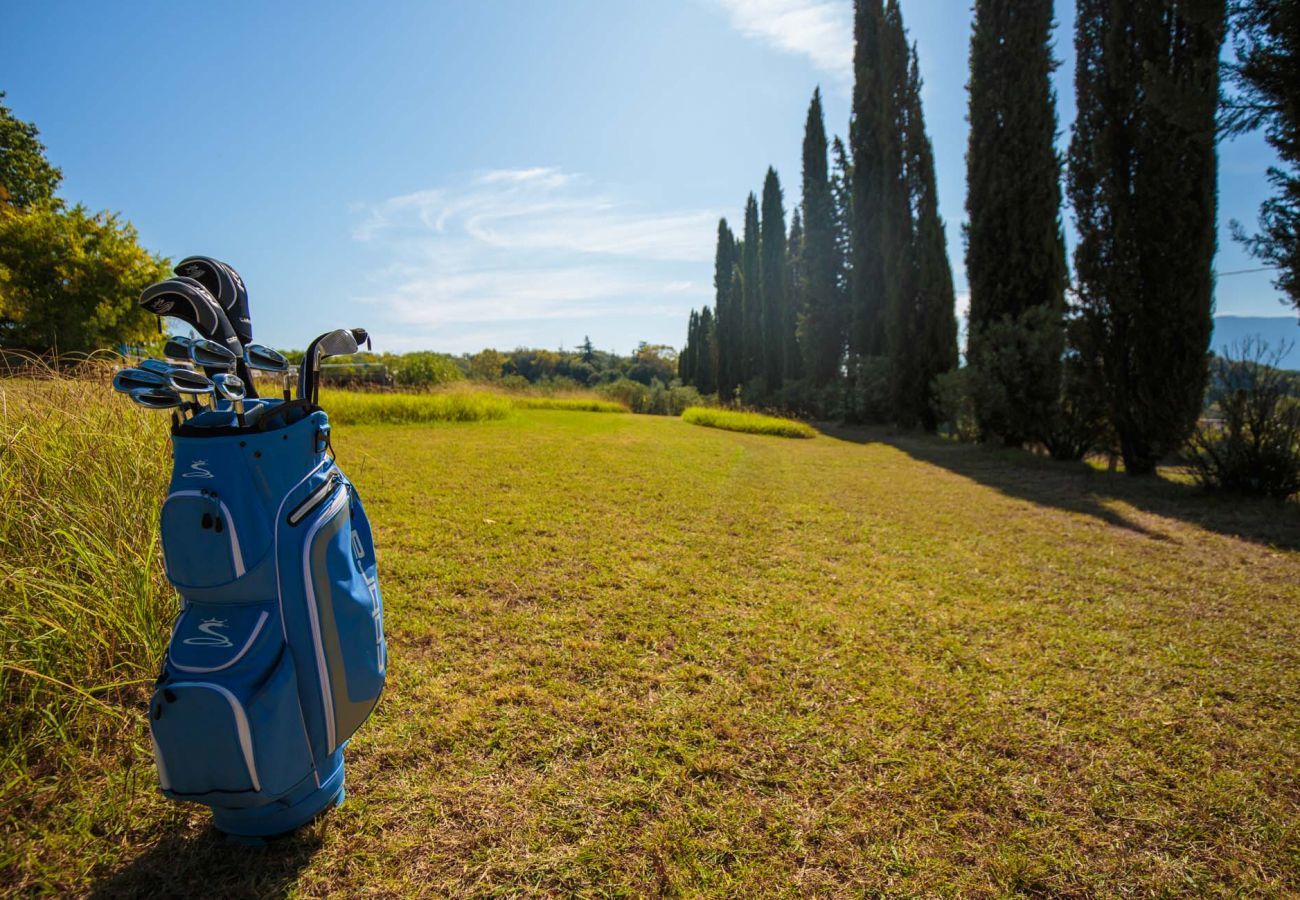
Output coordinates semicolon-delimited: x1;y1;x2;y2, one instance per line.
112;367;170;394
163;335;196;362
174;256;253;345
299;328;370;405
213;372;247;426
129;386;184;410
139;358;187;377
141;276;258;397
189;337;238;371
244;343;289;371
168;368;215;418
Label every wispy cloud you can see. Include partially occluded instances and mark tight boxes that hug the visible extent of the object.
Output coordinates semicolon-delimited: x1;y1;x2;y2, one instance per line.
351;168;716;352
712;0;852;82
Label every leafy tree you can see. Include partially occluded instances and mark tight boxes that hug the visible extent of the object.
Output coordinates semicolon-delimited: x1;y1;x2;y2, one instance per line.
799;89;841;385
964;0;1069;443
740;194;762;384
0;92;61;209
760;168;788;390
712;219;740;396
0;204;170;354
628;342;678;386
1222;0;1300;309
1069;0;1227;474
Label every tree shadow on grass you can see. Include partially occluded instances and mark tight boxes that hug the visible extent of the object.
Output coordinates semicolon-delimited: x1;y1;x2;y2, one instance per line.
89;824;322;899
817;423;1300;551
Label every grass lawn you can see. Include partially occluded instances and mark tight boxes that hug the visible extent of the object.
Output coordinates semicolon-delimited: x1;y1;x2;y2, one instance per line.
9;408;1300;895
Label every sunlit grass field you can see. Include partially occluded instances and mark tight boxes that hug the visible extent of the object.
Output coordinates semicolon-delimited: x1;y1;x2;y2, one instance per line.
4;380;1300;895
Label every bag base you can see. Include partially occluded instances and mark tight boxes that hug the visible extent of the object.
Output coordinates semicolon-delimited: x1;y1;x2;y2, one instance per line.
211;748;346;838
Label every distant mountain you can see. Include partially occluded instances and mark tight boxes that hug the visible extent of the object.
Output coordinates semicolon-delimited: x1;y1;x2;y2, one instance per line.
1212;316;1300;369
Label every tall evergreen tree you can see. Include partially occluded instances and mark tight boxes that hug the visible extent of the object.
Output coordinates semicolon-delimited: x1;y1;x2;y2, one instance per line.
1069;0;1226;474
799;89;841;384
964;0;1069;443
680;308;699;384
697;306;718;395
903;46;958;431
830;136;854;367
848;0;889;357
785;210;805;382
760;168;788;390
740;193;762;385
880;0;919;424
712;219;740;397
1223;0;1300;309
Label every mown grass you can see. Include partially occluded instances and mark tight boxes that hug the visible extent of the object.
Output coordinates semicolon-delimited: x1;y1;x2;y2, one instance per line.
682;405;816;439
5;383;1300;895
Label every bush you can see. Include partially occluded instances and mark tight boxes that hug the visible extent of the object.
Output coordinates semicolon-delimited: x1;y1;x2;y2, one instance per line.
933;367;980;442
597;378;651;413
1186;339;1300;499
681;407;817;439
844;355;891;423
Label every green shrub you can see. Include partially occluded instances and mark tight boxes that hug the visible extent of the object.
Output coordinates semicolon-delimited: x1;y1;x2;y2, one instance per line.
319;388;512;425
681;406;816;439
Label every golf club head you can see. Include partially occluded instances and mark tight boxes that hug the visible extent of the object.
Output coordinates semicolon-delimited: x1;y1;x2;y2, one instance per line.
212;372;246;402
190;337;238;370
244;344;289;371
163;335;196;362
113;367;170;394
140;277;242;358
129;387;184;410
174;256;253;345
139;358;186;377
299;328;364;401
168;368;215;398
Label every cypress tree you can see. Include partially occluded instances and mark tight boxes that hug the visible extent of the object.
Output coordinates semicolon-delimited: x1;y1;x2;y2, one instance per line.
799;89;841;384
848;0;889;357
830;135;854;371
760;168;788;390
1068;0;1226;475
903;46;958;431
785;210;805;382
698;306;718;395
712;219;739;396
740;193;762;386
965;0;1068;443
881;0;918;425
680;309;699;384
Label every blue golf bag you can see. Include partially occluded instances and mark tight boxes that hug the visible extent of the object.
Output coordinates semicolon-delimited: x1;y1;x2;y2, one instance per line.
148;399;386;837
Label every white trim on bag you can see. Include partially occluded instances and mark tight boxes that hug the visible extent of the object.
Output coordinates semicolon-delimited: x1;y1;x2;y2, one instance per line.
167;681;261;793
168;610;269;674
300;487;349;753
164;490;246;578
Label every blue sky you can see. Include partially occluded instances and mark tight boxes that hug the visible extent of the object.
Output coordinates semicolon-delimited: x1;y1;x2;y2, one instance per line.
0;0;1287;356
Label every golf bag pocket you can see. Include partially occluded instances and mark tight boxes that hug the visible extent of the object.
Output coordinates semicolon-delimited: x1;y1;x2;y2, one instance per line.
152;609;313;806
162;488;272;589
293;478;385;753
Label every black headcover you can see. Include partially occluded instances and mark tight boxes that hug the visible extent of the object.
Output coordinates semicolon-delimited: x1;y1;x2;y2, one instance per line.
174;256;253;345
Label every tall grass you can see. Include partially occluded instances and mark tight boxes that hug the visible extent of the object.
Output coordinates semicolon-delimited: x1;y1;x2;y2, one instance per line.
0;372;172;790
681;406;817;439
319;387;513;425
512;395;627;413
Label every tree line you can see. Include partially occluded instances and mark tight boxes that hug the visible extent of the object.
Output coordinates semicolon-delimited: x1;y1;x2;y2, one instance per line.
681;0;1299;478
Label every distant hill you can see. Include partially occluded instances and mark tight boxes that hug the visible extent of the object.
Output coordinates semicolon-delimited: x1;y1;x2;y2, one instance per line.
1212;316;1300;369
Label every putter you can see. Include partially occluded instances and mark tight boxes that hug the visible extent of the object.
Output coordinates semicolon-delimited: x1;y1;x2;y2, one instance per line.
213;373;247;427
299;328;370;405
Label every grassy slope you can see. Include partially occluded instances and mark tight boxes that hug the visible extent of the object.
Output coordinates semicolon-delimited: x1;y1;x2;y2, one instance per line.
14;410;1300;895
